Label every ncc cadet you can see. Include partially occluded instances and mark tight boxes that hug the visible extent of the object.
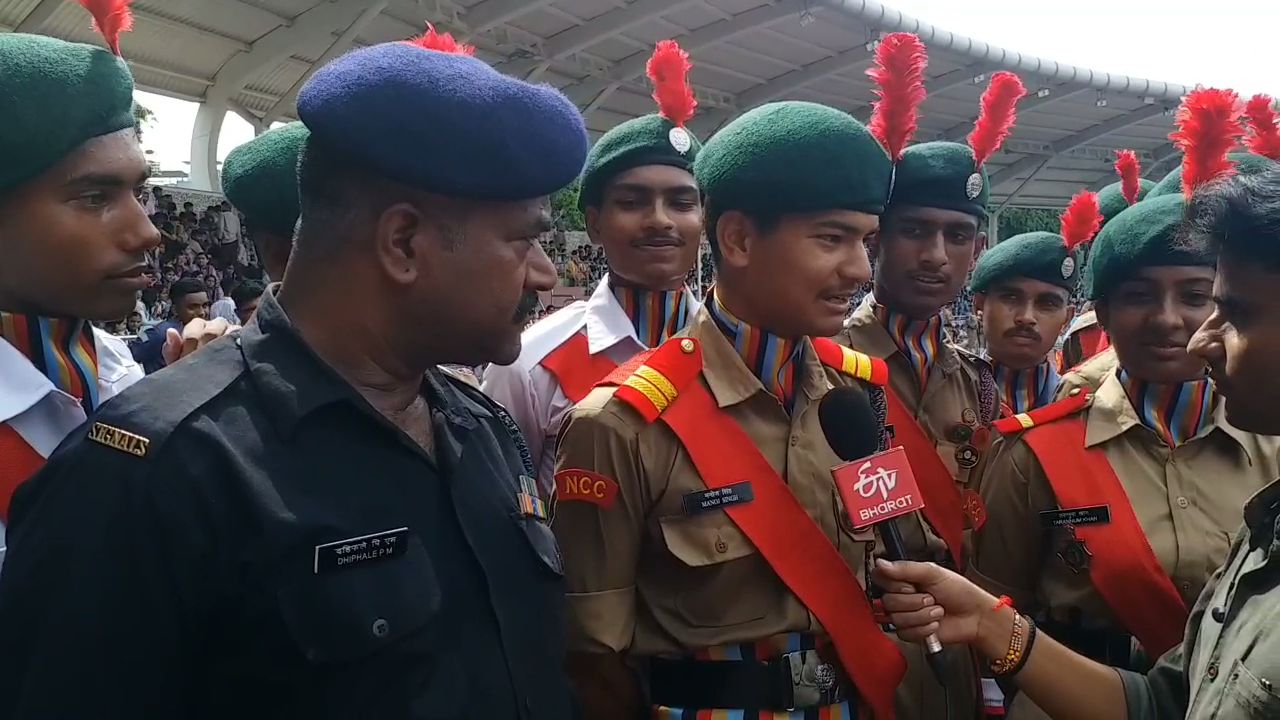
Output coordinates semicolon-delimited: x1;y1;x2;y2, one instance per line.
839;72;1027;570
968;89;1280;720
1054;152;1154;399
552;33;972;720
482;40;703;495
0;27;587;719
969;192;1102;415
0;4;229;569
1057;152;1149;378
221;121;310;282
873;161;1280;720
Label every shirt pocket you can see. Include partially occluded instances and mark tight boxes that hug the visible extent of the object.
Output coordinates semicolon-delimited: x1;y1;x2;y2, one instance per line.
1211;657;1280;718
657;514;778;628
277;533;441;664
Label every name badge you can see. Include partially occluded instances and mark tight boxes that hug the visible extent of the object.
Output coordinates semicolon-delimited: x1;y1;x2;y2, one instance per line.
682;481;755;516
1040;505;1110;529
313;527;410;575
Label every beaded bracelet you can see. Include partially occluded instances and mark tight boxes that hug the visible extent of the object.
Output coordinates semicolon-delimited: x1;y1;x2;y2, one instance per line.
990;613;1027;676
1009;617;1037;676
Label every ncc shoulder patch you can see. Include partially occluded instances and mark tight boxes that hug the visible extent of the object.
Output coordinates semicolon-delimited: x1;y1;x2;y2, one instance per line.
555;469;619;508
812;337;888;386
607;337;703;423
87;422;150;458
992;388;1090;435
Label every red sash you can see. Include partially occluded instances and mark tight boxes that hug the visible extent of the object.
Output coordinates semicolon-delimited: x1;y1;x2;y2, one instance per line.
0;423;45;522
883;389;964;568
1078;325;1110;360
662;382;905;720
1021;418;1188;656
540;333;619;403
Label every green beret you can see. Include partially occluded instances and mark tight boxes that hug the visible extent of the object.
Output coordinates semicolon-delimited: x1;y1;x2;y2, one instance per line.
1147;152;1277;199
221;122;310;238
579;115;701;210
1096;178;1155;226
889;141;989;219
1086;193;1214;300
0;34;136;193
693;101;891;216
970;231;1082;293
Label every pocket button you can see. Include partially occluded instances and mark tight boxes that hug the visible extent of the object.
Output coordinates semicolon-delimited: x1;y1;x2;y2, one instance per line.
371;618;390;638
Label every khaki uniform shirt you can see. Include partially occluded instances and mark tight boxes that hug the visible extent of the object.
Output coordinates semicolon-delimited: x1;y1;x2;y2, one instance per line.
973;370;1278;619
1054;346;1119;401
1121;478;1280;719
838;298;997;507
554;307;973;718
974;370;1278;719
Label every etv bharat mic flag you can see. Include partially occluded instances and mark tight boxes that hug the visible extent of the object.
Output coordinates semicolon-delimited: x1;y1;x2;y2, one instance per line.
832;447;925;530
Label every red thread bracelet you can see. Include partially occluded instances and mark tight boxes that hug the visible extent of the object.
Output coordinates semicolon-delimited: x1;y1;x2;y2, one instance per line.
992;595;1013;612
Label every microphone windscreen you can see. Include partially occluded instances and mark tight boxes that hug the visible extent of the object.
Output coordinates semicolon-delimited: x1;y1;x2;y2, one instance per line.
818;386;882;462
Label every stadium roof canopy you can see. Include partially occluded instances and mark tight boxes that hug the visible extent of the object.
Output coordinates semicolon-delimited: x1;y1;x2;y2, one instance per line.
4;0;1192;209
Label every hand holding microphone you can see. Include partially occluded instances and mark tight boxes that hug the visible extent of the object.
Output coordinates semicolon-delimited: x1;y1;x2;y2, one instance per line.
818;386;948;682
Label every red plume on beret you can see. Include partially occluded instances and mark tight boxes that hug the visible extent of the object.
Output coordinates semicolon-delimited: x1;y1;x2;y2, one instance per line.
1244;94;1280;161
1060;190;1102;252
1114;149;1142;206
968;71;1026;168
1169;87;1245;197
76;0;134;56
406;23;476;56
866;32;928;162
647;40;697;127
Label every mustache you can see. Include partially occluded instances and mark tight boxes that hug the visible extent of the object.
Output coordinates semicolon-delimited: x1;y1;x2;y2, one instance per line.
513;293;541;323
1003;327;1041;342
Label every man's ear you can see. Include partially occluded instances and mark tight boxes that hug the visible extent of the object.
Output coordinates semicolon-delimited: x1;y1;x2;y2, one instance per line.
715;210;754;270
1094;300;1110;332
974;292;987;314
971;230;988;271
585;205;602;246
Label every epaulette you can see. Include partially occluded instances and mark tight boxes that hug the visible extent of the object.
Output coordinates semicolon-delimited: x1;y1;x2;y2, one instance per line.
600;337;703;424
811;337;888;386
86;337;246;460
993;387;1090;435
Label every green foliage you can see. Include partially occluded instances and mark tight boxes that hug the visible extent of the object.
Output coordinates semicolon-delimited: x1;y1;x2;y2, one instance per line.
996;207;1057;241
551;179;586;231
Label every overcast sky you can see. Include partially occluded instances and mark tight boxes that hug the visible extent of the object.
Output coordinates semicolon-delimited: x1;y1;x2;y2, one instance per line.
137;0;1280;172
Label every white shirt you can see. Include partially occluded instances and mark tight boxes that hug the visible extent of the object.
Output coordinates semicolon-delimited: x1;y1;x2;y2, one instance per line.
210;297;238;324
0;328;144;569
482;276;699;495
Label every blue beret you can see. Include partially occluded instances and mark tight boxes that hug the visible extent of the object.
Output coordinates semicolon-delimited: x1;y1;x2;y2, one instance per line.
298;42;588;200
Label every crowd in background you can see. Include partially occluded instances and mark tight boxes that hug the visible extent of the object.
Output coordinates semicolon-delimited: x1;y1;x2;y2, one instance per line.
110;197;1072;358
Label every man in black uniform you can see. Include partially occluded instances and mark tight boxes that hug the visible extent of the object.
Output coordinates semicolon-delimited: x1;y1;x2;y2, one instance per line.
0;27;588;720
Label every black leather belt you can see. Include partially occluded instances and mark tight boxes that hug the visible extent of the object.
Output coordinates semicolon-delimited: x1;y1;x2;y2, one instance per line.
1039;618;1136;670
649;648;848;711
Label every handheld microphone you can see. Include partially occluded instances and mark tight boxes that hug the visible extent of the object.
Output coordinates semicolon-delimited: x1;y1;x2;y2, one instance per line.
819;386;947;684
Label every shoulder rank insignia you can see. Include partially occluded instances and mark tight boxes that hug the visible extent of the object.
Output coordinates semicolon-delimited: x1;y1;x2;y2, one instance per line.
812;337;888;386
601;337;703;423
992;387;1090;435
87;422;150;458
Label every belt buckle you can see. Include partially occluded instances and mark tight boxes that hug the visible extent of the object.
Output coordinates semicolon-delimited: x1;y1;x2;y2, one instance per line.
778;648;844;710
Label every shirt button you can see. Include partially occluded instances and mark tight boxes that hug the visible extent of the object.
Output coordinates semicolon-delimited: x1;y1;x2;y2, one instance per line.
1181;581;1192;592
1211;607;1227;623
1177;497;1190;509
789;435;799;447
371;618;390;638
1207;661;1220;681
